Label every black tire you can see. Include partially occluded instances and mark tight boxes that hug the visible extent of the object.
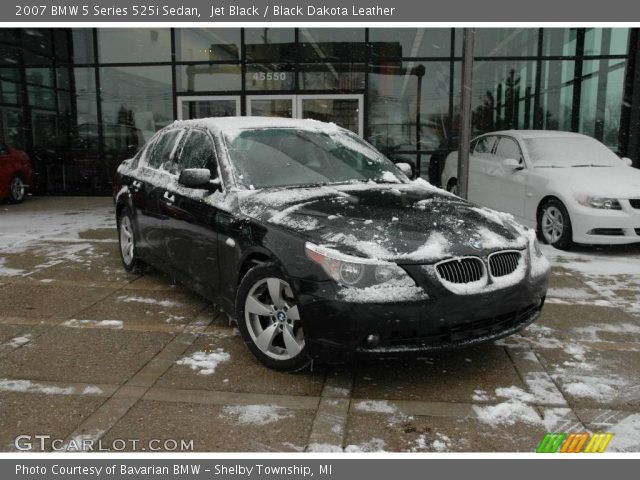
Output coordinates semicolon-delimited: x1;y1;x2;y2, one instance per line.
235;264;311;372
117;208;144;272
8;174;26;204
537;198;574;250
447;178;458;195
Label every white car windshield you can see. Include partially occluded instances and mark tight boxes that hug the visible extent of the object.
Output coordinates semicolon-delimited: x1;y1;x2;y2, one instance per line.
225;128;406;189
525;137;622;168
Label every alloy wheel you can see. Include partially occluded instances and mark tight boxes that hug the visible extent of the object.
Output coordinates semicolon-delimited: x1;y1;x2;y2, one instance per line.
541;205;564;244
10;176;25;202
119;215;135;265
244;277;304;361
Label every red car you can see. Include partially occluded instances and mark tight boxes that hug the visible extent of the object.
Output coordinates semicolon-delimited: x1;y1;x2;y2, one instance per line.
0;142;33;203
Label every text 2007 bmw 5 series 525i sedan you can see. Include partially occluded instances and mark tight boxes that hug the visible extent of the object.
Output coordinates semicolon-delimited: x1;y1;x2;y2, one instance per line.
114;117;551;372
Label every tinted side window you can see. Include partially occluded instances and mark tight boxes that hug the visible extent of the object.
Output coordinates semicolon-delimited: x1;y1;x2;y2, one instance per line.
147;129;182;169
176;129;217;174
495;137;523;162
473;136;496;155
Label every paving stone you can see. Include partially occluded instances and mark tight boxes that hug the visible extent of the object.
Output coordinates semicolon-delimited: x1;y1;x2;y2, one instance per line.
102;400;313;452
0;327;173;385
0;392;104;452
352;344;526;403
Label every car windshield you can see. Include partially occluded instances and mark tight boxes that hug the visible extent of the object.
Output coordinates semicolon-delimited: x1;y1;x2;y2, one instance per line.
525;137;622;168
224;128;406;189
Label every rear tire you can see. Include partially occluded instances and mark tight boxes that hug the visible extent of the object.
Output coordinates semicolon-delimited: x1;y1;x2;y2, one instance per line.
117;208;144;272
236;264;311;372
8;175;26;203
537;198;573;250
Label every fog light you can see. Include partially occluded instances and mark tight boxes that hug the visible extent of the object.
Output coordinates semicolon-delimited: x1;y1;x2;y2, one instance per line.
366;334;380;348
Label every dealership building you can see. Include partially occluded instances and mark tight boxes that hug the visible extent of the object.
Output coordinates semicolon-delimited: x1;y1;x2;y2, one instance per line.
1;27;638;194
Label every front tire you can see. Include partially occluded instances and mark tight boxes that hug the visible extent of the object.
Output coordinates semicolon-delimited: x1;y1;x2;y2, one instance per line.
236;264;311;372
538;198;574;250
8;175;26;203
117;208;143;272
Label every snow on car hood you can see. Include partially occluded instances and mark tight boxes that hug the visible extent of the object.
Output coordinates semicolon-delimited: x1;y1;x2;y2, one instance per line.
238;180;528;263
541;165;640;198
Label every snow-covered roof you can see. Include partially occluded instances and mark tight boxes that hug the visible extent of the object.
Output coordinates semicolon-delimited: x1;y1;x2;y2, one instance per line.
483;129;591;140
172;116;344;136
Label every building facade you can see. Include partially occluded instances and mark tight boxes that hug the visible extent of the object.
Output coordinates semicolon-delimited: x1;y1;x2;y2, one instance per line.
1;27;638;194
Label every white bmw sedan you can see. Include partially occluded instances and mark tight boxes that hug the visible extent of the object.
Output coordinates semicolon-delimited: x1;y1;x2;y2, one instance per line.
441;130;640;249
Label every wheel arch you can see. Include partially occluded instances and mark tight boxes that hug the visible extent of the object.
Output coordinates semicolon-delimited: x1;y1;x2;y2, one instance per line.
237;247;278;285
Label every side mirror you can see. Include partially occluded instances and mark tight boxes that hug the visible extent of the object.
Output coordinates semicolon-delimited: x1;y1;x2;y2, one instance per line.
502;158;522;170
621;157;633;167
178;168;220;191
395;162;414;179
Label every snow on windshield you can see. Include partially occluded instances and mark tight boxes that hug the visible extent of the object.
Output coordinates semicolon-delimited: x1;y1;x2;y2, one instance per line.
224;128;405;189
525;136;622;168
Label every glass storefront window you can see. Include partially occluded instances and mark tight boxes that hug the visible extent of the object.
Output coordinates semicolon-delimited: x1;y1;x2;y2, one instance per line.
542;29;577;57
539;60;574;132
246;64;295;91
245;29;296;63
100;66;173;141
97;29;171;63
584;28;630;56
475;28;539;57
176;64;241;92
298;28;366;62
368;61;451;155
72;30;95;64
73;68;98;125
471;60;537;135
176;29;241;62
21;29;53;65
26;68;54;87
299;63;365;90
369;29;452;59
580;59;626;149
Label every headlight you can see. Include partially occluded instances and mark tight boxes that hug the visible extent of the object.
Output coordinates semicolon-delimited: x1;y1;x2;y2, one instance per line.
304;242;415;287
577;195;622;210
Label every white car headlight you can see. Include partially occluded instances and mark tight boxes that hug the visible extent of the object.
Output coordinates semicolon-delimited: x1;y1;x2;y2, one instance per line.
576;195;622;210
304;242;415;288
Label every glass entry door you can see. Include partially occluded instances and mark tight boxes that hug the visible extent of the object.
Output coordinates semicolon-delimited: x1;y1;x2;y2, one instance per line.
177;95;240;120
246;94;364;136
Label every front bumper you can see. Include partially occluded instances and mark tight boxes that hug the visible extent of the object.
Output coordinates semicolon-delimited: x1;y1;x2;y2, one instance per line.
571;200;640;245
293;268;549;362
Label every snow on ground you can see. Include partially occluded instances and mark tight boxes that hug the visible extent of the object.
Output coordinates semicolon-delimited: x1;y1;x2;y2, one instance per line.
0;378;102;396
175;349;230;375
117;296;180;308
3;334;32;349
62;319;123;329
220;404;292;426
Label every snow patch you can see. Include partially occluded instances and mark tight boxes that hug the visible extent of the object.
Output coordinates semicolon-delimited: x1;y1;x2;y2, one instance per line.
220;404;292;426
176;349;230;375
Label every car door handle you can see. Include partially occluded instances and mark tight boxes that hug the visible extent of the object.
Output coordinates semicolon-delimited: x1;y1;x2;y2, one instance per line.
163;191;175;203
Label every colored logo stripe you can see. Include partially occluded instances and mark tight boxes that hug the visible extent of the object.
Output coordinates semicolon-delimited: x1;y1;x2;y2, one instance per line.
536;433;613;453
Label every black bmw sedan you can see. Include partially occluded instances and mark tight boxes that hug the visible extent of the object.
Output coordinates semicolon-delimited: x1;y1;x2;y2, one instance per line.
114;117;550;371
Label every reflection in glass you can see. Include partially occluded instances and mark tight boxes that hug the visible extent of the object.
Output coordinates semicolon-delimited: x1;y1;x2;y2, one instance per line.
298;28;366;62
245;29;296;62
474;29;539;57
471;60;537;135
300;98;359;134
175;29;240;62
248;98;293;118
100;66;172;141
542;29;577;57
539;60;574;132
181;99;238;119
369;29;452;58
97;29;171;63
299;64;365;90
584;28;630;56
176;64;241;92
72;29;95;64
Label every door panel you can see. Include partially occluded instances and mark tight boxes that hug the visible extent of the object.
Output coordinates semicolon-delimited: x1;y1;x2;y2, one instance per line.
162;129;221;296
490;137;526;219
